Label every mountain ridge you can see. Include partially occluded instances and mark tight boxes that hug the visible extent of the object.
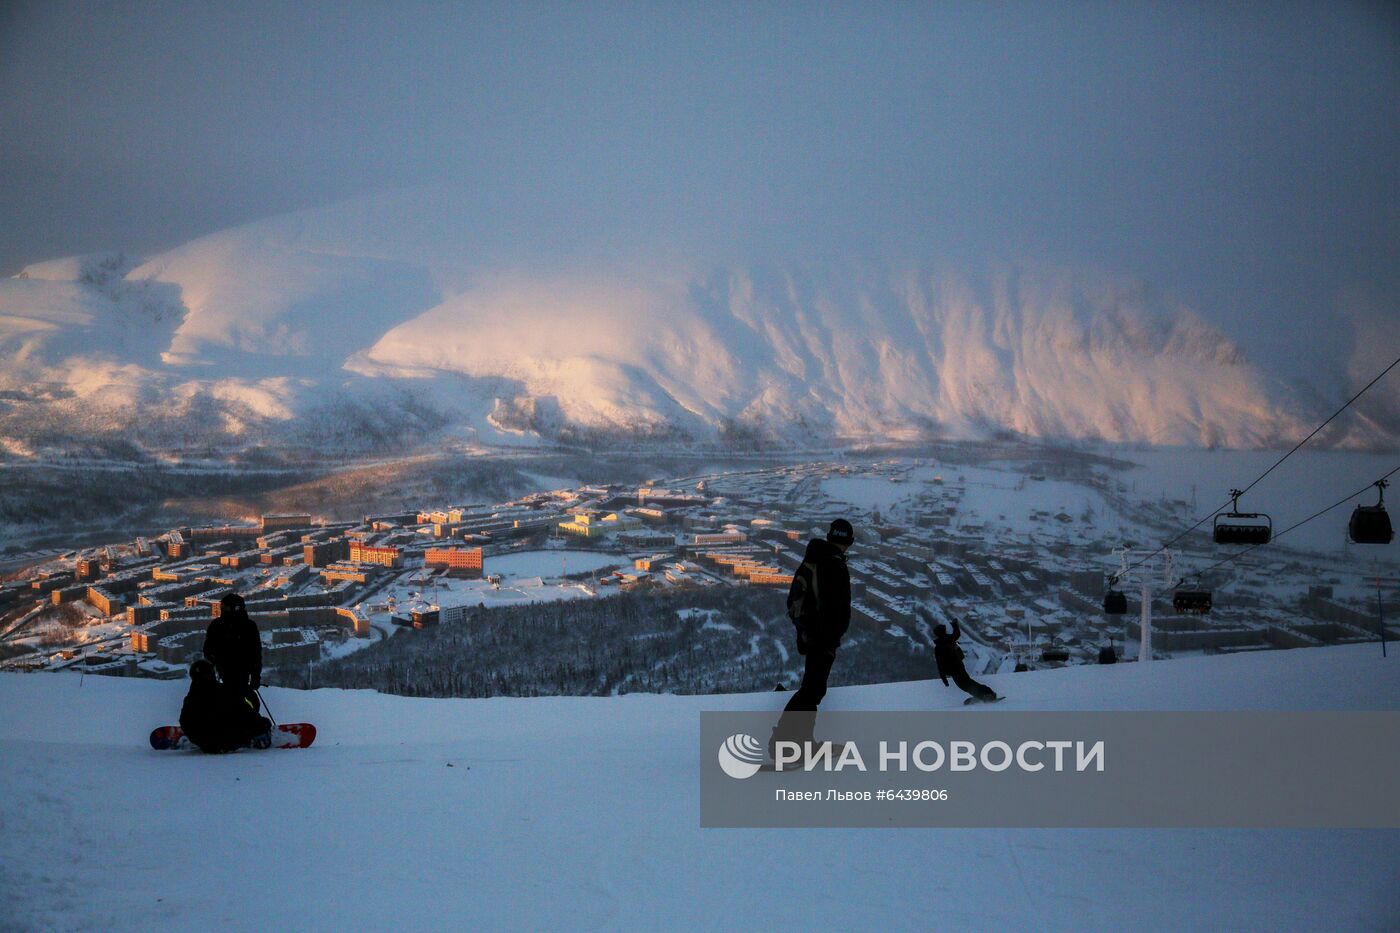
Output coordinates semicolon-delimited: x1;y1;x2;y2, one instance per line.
0;192;1392;455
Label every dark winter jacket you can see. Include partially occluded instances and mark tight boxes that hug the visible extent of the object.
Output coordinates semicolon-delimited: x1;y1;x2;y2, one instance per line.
933;620;967;685
179;676;268;754
202;607;262;690
786;537;851;653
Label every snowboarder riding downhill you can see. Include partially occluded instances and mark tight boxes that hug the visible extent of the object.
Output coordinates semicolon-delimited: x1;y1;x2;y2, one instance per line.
934;619;999;704
771;518;854;758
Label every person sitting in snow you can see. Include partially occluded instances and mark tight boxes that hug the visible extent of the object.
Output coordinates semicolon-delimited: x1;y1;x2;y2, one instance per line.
934;619;999;703
180;657;272;752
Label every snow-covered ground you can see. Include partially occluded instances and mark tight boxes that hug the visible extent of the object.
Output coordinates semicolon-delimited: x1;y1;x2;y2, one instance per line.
366;550;625;625
2;646;1397;931
825;464;1128;538
485;549;626;580
817;450;1400;565
371;574;595;624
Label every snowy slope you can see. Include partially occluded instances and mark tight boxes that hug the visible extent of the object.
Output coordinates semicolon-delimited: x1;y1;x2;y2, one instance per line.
3;189;1394;452
2;645;1397;931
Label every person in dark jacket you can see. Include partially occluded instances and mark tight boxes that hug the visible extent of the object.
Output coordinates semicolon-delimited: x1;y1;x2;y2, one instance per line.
770;519;854;757
180;658;271;753
202;592;263;703
934;619;998;703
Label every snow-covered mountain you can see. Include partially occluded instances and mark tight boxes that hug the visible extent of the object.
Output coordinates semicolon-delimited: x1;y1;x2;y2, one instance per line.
2;191;1392;454
2;646;1397;930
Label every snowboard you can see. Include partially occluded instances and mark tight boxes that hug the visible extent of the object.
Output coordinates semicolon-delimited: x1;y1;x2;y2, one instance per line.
964;695;1004;705
149;723;317;751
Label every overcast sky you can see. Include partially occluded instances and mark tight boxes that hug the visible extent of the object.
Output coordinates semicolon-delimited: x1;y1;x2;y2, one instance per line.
1;1;1396;370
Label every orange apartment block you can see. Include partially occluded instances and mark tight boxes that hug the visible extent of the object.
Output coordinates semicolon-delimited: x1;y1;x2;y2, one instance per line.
349;541;402;568
747;572;796;586
424;546;484;577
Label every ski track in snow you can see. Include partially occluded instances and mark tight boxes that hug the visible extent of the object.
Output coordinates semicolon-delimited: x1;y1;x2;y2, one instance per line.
1;646;1399;931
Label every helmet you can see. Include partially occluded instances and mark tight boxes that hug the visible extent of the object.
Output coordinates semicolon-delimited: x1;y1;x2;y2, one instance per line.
189;657;217;681
219;591;246;614
826;518;854;547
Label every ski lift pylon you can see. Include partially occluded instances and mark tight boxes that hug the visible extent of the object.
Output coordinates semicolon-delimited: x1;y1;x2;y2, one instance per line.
1213;489;1272;545
1349;479;1394;545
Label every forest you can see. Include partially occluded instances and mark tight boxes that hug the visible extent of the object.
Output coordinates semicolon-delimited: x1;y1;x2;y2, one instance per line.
279;587;936;698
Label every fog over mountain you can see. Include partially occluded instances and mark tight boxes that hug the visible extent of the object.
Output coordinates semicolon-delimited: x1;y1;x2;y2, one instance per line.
1;4;1396;453
0;189;1393;454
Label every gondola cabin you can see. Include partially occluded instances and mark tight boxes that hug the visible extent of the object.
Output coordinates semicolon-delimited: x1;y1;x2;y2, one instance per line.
1102;589;1127;615
1348;481;1393;545
1349;506;1393;544
1173;589;1212;614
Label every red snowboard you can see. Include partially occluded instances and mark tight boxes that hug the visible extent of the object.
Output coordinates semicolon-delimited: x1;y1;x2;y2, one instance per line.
149;723;317;751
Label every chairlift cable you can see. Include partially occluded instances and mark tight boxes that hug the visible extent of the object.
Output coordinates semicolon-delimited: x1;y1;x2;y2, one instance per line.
1123;353;1400;575
1237;355;1400;500
1123;506;1228;577
935;470;1397;617
1147;464;1400;600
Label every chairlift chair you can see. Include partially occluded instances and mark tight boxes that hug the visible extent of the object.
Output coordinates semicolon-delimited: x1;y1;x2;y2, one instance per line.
1348;479;1394;545
1173;587;1212;615
1213;489;1272;545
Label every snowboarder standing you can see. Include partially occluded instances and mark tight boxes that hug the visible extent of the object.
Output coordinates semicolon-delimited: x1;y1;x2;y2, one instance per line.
934;619;998;703
203;591;263;705
179;657;272;753
771;519;854;757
